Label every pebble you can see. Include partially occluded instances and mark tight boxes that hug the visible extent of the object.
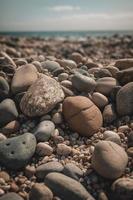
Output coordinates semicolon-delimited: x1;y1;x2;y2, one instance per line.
91;141;128;179
103;104;117;124
0;133;7;141
1;120;20;135
127;147;133;157
34;120;55;142
71;73;96;93
20;74;64;117
0;192;23;200
11;64;38;94
25;165;36;178
36;161;64;180
0;77;9;101
111;177;133;200
115;58;133;70
0;99;18;128
0;133;36;169
58;73;69;82
29;183;53;200
116;82;133;116
62;163;83;180
63;96;103;137
36;143;53;156
91;92;108;109
44;172;95;200
41;60;61;72
52;113;62;124
0;171;10;182
56;144;71;156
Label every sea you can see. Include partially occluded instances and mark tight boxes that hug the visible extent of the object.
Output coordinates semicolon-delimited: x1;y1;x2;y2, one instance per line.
0;30;133;38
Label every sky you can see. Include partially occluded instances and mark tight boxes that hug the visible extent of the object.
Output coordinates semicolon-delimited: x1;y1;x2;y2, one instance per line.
0;0;133;31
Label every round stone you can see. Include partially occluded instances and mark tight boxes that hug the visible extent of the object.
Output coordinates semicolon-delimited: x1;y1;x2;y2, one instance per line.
71;52;83;64
34;120;55;142
0;133;7;141
36;143;53;156
116;67;133;85
0;192;23;200
58;73;69;82
52;113;62;124
115;58;133;70
91;141;128;179
63;96;103;137
20;74;64;117
29;183;53;200
62;163;83;180
1;120;20;135
11;64;38;94
56;144;71;156
44;172;95;200
41;60;61;72
103;104;117;124
92;92;108;109
71;73;96;93
0;76;9;101
116;82;133;116
95;77;117;96
127;147;133;157
0;99;18;128
36;161;63;180
0;133;36;169
111;177;133;200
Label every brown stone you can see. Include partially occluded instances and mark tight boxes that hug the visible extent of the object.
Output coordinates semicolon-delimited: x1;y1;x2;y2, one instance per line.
63;96;103;137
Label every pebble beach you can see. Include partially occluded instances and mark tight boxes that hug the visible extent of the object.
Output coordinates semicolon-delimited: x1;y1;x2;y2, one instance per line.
0;34;133;200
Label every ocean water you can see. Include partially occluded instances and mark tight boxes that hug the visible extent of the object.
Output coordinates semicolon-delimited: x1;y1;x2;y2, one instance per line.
0;30;133;38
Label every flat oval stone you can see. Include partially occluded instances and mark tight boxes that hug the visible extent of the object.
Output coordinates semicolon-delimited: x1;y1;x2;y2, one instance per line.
116;67;133;85
63;96;103;137
103;104;117;124
62;163;83;180
92;141;128;179
20;74;64;117
11;64;38;94
116;82;133;116
0;133;36;169
95;77;118;96
36;161;63;180
0;99;18;128
44;172;95;200
34;120;55;142
41;60;61;72
111;177;133;200
92;92;108;109
115;58;133;70
0;192;23;200
71;73;96;93
29;183;53;200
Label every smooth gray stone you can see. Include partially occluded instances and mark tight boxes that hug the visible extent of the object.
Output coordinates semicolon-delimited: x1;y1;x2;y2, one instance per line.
62;163;83;180
0;77;9;101
45;172;95;200
0;133;36;169
0;192;23;200
0;98;18;127
36;161;63;180
41;60;61;72
34;120;55;142
71;73;96;92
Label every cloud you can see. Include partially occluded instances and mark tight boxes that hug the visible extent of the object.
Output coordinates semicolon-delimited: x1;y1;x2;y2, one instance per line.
49;5;80;12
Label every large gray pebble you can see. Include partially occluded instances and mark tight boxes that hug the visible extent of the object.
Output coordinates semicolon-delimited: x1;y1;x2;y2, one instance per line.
41;60;61;72
71;73;96;92
0;133;36;169
0;192;23;200
92;141;128;179
0;77;9;100
0;99;18;127
45;172;95;200
36;161;63;180
62;163;83;180
34;120;55;142
116;82;133;116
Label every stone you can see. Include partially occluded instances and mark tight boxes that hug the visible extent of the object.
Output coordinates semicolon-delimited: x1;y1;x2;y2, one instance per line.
36;161;63;180
0;192;23;200
36;143;53;156
94;68;112;78
57;59;77;69
58;73;69;82
91;92;108;109
52;113;62;124
0;171;10;182
41;60;61;72
116;67;133;85
20;74;64;117
116;82;133;116
95;77;118;96
63;96;103;137
62;163;83;180
115;58;133;70
71;52;83;64
0;77;9;101
56;144;71;156
0;99;18;128
0;133;36;169
11;64;38;94
127;147;133;157
25;165;36;178
91;141;128;179
45;172;95;200
103;104;117;124
103;131;120;139
111;177;133;200
34;120;55;142
128;131;133;147
1;120;20;135
0;133;7;141
29;183;53;200
71;73;96;93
